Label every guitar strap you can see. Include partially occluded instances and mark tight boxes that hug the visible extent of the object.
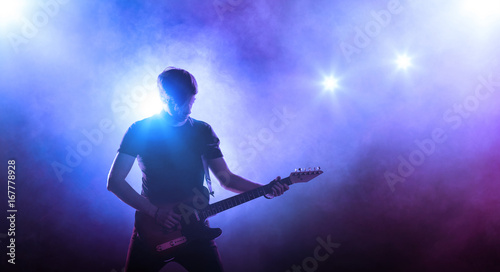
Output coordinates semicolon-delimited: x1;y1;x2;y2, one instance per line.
201;155;215;197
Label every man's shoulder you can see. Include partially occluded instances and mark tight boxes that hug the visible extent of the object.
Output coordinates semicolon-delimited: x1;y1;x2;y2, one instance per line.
189;117;212;128
139;114;162;125
128;116;215;134
189;118;219;135
127;114;166;132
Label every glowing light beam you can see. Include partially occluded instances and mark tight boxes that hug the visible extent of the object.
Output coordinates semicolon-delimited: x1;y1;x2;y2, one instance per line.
0;0;25;26
137;92;164;118
461;0;500;25
322;76;339;91
396;55;412;70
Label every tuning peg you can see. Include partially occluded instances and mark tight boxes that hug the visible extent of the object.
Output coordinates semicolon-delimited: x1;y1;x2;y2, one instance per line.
308;167;312;171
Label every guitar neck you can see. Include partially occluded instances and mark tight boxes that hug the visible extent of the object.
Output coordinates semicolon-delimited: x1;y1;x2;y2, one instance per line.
200;177;292;219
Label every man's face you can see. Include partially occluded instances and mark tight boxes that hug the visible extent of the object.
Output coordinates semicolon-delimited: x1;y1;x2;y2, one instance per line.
165;94;196;123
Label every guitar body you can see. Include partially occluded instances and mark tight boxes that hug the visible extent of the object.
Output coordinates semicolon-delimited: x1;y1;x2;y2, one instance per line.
135;197;222;259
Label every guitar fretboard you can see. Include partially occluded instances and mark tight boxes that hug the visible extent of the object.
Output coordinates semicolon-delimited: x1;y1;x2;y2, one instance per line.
200;177;291;219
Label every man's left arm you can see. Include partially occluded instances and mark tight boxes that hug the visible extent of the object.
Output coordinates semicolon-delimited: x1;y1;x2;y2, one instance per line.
207;157;289;197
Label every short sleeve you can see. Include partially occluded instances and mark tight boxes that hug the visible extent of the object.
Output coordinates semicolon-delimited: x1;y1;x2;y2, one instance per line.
118;122;141;157
203;123;223;160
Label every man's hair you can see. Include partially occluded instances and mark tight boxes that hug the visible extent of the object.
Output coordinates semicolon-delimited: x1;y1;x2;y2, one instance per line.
157;67;198;104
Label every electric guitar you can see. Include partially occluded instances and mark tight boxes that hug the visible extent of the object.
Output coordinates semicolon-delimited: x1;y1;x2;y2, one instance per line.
135;167;323;259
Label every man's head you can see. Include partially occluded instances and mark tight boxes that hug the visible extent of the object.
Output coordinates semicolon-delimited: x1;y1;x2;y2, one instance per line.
157;67;198;123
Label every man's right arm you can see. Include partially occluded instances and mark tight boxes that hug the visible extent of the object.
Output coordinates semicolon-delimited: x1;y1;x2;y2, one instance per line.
107;152;181;228
107;152;157;218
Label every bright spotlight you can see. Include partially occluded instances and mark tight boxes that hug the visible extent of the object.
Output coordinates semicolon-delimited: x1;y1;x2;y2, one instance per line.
0;0;25;26
322;76;339;91
461;0;500;25
137;92;164;118
396;55;412;70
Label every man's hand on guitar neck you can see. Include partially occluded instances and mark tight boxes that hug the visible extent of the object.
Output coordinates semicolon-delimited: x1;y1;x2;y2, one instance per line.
266;176;289;199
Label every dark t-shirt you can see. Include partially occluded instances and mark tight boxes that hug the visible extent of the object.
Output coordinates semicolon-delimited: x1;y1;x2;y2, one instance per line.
118;113;223;205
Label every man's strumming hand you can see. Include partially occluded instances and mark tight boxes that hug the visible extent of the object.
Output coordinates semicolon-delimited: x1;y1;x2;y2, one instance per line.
153;207;182;229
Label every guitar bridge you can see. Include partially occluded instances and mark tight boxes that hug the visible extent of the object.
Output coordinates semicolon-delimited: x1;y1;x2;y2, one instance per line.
156;236;188;252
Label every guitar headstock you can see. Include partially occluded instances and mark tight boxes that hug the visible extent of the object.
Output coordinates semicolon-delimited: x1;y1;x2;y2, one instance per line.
289;167;323;184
